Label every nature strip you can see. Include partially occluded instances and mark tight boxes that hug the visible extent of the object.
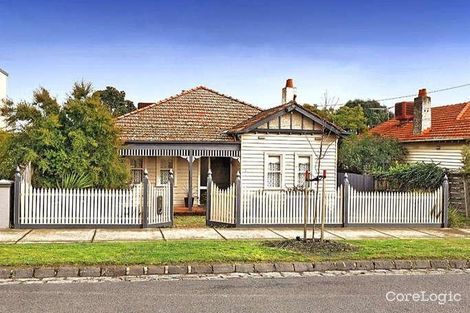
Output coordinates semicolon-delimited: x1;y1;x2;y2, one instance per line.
0;259;469;280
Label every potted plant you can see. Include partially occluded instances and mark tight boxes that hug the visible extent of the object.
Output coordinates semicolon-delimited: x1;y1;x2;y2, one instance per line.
183;186;197;207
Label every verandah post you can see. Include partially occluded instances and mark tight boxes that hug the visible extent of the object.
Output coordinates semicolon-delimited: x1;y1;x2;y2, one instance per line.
13;166;21;228
206;169;212;226
342;173;349;227
235;171;241;227
142;169;149;228
169;169;174;226
442;174;449;228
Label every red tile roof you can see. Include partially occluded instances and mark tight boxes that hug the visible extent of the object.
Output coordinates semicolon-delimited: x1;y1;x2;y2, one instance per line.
116;86;261;143
370;102;470;142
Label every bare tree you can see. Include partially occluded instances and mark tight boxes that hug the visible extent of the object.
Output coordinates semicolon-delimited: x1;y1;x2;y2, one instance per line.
304;91;338;241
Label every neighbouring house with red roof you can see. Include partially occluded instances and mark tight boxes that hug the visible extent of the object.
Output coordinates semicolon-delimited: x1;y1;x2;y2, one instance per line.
116;80;344;210
370;88;470;170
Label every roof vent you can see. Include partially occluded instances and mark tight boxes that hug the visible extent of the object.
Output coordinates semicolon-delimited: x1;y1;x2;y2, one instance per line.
395;101;414;121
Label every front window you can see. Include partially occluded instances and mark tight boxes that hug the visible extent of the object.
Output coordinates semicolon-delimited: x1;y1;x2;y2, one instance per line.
160;157;174;184
297;156;311;186
267;155;281;188
130;157;144;184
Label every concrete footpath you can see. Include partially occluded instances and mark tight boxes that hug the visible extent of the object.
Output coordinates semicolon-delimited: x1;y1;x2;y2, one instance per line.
0;227;468;244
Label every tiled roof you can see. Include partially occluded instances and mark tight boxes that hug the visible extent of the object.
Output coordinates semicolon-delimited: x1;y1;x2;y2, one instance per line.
116;86;261;143
370;102;470;142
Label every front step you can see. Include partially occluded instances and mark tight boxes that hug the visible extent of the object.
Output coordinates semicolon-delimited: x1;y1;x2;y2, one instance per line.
174;207;206;216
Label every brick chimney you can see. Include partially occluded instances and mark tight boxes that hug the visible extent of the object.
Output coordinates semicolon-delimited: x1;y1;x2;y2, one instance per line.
413;88;431;135
137;102;155;109
281;78;297;104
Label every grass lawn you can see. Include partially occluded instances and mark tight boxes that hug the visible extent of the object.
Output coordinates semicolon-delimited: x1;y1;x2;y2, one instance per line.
0;239;469;267
173;216;206;228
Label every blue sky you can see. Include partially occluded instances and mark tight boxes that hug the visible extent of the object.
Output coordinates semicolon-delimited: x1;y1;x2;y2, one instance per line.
1;0;470;108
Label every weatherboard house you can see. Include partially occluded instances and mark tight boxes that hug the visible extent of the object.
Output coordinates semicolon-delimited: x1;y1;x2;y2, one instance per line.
116;80;344;210
370;88;470;171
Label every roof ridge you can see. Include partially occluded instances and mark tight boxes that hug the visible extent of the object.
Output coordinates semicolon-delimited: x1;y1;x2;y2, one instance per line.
196;85;263;111
116;86;202;120
116;85;262;120
431;101;470;110
456;102;470;120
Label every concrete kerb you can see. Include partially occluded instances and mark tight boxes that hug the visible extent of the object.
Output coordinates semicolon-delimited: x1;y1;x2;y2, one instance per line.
0;259;468;281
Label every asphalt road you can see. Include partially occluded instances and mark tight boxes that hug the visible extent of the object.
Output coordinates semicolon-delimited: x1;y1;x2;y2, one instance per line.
0;274;468;313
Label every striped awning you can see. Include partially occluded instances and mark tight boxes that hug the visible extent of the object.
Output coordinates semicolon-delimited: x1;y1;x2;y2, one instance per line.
119;143;240;158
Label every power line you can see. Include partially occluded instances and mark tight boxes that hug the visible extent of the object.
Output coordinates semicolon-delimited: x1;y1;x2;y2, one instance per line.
319;82;470;109
376;83;470;103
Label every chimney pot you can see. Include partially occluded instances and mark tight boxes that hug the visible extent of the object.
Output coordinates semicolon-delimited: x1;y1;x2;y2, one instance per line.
281;78;297;104
418;88;427;97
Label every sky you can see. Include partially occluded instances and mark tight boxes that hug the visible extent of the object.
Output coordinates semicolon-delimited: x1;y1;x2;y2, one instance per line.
2;0;470;109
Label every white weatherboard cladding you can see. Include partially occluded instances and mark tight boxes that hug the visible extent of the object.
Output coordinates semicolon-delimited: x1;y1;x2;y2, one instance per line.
404;142;465;170
240;133;337;193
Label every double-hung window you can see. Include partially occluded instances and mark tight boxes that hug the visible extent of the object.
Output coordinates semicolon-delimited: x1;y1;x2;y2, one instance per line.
159;157;174;185
130;157;144;184
295;154;313;186
265;154;283;188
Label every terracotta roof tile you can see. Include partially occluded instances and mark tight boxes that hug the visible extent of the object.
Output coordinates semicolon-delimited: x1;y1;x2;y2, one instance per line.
370;102;470;141
116;86;261;143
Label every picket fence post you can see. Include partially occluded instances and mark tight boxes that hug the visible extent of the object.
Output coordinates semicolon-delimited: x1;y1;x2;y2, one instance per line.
206;169;212;226
169;169;174;226
13;166;21;228
442;174;449;228
142;169;149;228
235;171;241;226
342;173;349;227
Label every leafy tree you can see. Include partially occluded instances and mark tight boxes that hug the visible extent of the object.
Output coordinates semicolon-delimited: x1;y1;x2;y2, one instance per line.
344;99;392;128
0;82;130;188
462;145;470;173
93;86;136;117
332;105;368;134
338;134;406;174
303;103;334;121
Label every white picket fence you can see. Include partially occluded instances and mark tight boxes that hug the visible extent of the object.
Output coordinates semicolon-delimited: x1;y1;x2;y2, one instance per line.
240;187;342;225
18;180;172;226
208;182;446;226
209;182;236;224
347;185;443;224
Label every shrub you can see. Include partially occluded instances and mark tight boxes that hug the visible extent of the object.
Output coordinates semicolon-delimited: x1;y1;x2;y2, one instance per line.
338;133;406;174
376;162;445;191
448;208;467;228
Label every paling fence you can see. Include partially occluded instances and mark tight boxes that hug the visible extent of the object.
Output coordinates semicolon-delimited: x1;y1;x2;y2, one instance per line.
14;170;173;228
207;173;449;227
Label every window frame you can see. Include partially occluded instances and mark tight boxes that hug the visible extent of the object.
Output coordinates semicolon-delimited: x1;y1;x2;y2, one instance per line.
157;156;177;186
264;153;284;189
129;157;145;184
295;153;314;187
